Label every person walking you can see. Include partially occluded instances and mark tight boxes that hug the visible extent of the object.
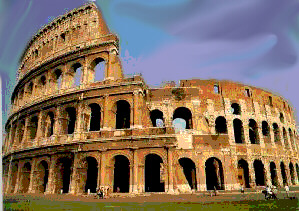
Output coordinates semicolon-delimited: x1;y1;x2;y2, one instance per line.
285;185;290;198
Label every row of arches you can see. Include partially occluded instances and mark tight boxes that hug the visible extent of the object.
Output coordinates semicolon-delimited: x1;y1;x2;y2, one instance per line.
214;116;297;148
7;155;299;194
14;57;106;107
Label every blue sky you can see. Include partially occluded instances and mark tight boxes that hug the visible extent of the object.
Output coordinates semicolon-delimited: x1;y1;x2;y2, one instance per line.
1;0;299;133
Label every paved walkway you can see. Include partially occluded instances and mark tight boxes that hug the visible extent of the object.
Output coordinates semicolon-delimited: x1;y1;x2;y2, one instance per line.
4;187;299;203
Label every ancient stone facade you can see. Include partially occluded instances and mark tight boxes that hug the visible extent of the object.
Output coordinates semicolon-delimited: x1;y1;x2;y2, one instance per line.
3;3;299;195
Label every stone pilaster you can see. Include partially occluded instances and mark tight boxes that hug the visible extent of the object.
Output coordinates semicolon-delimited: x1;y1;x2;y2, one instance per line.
45;155;58;194
167;147;174;193
133;90;143;129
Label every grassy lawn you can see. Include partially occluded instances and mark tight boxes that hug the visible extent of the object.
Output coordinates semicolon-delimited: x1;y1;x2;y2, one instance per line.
3;198;298;211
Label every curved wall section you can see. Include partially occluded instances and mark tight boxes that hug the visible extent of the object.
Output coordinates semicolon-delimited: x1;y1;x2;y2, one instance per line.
3;3;299;196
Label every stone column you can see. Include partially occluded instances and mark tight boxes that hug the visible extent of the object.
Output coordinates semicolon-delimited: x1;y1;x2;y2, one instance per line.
262;158;271;186
102;95;113;130
54;106;63;136
243;119;251;145
69;152;79;195
100;151;106;187
132;148;139;193
14;161;24;194
22;117;30;146
45;155;58;194
28;159;37;193
248;160;256;188
257;122;265;147
74;101;84;139
133;90;143;129
5;155;13;194
36;111;45;144
167;147;174;193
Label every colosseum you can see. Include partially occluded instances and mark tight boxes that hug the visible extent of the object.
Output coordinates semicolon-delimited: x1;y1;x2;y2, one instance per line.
3;3;299;196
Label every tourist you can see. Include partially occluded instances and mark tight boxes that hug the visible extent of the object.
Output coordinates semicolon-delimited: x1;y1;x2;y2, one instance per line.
240;184;244;194
285;185;289;198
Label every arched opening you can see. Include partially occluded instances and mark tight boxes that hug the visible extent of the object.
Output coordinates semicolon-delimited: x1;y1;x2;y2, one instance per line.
262;121;271;143
205;157;224;190
66;107;76;134
249;119;259;144
35;161;49;193
150;109;164;127
173;107;192;129
10;163;18;193
273;123;280;144
27;82;33;96
54;69;62;89
72;63;82;87
20;162;31;193
279;112;284;123
262;121;270;137
289;128;295;150
215;116;227;134
237;159;250;188
282;127;289;148
91;57;105;82
113;155;130;193
29;116;38;140
55;157;73;194
89;103;101;131
145;154;165;192
280;162;288;186
231;103;241;115
39;75;46;91
179;158;197;190
270;162;278;187
84;157;98;193
115;100;130;129
16;120;25;144
289;162;295;185
45;112;55;137
233;119;244;144
253;160;265;186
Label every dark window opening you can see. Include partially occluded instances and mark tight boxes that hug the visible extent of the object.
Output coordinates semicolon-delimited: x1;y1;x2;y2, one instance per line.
55;69;62;89
72;63;82;87
279;112;284;123
20;162;31;193
280;162;288;186
238;159;250;188
273;123;280;143
270;162;278;187
179;158;197;190
66;107;76;134
262;121;270;136
214;84;220;94
289;162;295;185
215;116;227;134
205;157;225;190
46;112;55;137
57;157;73;194
29;116;38;139
249;119;259;144
150;109;164;127
89;103;101;131
113;155;130;193
245;88;251;97
254;160;265;186
283;127;289;148
233;119;244;144
231;103;241;115
116;100;130;129
61;33;65;41
85;157;98;193
145;154;165;192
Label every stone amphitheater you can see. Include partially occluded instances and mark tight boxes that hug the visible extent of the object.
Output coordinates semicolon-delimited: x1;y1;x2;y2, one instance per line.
3;3;299;195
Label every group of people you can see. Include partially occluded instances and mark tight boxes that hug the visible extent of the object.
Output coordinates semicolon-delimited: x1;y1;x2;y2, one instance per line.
262;185;278;200
96;187;110;199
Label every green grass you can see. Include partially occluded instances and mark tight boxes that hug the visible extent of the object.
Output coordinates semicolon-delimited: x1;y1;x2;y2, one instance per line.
4;198;298;211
